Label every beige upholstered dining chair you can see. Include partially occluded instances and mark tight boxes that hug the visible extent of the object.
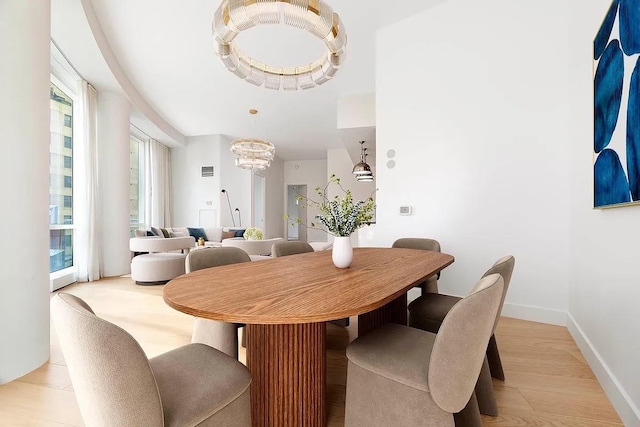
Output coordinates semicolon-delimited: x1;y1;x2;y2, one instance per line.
51;293;251;427
186;247;251;359
408;255;515;424
344;274;504;427
391;238;442;294
271;241;314;257
272;240;349;327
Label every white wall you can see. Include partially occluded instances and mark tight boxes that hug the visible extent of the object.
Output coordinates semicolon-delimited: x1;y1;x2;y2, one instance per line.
375;0;639;423
97;92;131;276
259;156;285;239
219;135;252;229
0;0;51;384
172;135;222;227
173;135;283;236
376;0;571;323
284;160;328;242
568;1;640;424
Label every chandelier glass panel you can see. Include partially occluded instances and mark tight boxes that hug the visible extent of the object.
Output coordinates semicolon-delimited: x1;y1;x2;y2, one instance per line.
212;0;347;90
231;137;275;170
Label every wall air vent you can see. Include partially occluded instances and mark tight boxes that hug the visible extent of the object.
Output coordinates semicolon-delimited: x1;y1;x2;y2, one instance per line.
201;166;214;177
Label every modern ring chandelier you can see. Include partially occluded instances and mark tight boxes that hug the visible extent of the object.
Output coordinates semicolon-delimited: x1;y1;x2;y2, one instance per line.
231;109;276;171
212;0;347;90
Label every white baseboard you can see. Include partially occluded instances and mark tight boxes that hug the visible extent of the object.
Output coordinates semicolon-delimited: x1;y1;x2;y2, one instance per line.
500;301;567;326
567;314;640;427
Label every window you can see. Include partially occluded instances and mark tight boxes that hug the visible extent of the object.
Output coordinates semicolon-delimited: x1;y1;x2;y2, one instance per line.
50;82;74;274
129;133;146;236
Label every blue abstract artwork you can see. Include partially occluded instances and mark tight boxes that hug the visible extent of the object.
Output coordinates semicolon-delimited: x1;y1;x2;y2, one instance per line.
594;0;640;208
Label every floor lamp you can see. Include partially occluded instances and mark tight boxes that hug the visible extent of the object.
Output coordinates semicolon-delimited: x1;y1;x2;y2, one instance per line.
235;208;242;227
221;189;236;227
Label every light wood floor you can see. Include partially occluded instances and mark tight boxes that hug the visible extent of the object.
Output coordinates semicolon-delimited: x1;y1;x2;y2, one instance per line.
0;276;623;426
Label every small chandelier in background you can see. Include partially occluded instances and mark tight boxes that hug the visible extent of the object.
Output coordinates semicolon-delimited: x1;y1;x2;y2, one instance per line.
352;141;374;181
231;109;275;171
212;0;347;90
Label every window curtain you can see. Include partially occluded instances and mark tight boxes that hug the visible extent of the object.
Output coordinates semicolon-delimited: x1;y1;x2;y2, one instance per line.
75;80;101;281
144;139;172;228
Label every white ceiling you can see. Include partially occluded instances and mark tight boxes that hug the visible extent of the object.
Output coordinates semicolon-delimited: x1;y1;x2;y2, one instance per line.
51;0;449;160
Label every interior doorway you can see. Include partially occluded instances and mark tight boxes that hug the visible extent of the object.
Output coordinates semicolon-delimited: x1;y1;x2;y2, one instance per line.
253;174;266;233
286;185;307;241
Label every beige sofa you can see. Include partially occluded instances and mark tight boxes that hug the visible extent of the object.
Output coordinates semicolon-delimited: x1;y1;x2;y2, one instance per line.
129;235;195;285
221;237;284;256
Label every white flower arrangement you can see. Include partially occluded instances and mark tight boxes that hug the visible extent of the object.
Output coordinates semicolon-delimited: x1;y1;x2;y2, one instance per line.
286;174;376;237
243;227;263;240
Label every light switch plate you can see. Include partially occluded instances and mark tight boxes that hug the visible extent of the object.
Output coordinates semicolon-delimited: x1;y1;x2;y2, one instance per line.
399;206;412;215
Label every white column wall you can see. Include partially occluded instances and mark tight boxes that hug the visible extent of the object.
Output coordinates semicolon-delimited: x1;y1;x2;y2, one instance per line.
97;92;131;276
0;0;51;383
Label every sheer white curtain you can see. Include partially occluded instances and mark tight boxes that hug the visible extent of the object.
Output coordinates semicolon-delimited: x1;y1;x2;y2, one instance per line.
75;80;101;281
144;139;173;228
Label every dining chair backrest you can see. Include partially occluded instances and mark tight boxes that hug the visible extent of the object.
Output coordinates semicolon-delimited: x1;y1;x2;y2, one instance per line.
391;238;440;252
391;238;442;292
51;293;165;425
186;247;251;273
427;273;504;413
481;255;515;333
271;241;314;257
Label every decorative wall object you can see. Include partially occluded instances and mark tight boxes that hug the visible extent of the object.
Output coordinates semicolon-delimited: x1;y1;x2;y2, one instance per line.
594;0;640;208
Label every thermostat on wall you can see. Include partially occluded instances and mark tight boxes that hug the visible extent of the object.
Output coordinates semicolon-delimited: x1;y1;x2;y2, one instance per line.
399;206;412;215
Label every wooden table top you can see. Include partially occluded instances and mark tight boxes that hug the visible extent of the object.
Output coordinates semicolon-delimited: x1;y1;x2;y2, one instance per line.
163;247;454;324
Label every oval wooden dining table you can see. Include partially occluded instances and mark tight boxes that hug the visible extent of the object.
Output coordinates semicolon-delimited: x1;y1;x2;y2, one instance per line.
164;247;454;427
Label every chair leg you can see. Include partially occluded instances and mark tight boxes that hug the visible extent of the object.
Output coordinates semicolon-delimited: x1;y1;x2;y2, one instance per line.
453;390;482;427
487;334;505;381
330;317;350;327
475;356;498;416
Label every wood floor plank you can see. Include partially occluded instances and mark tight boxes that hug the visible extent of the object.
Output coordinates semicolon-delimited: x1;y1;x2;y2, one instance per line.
500;355;596;380
15;363;72;390
0;277;623;426
0;410;68;427
495;334;582;355
519;388;622;423
491;385;535;412
497;317;573;340
482;406;624;426
0;381;83;425
501;370;608;396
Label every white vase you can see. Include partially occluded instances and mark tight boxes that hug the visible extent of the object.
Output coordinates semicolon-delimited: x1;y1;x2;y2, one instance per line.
332;236;353;268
